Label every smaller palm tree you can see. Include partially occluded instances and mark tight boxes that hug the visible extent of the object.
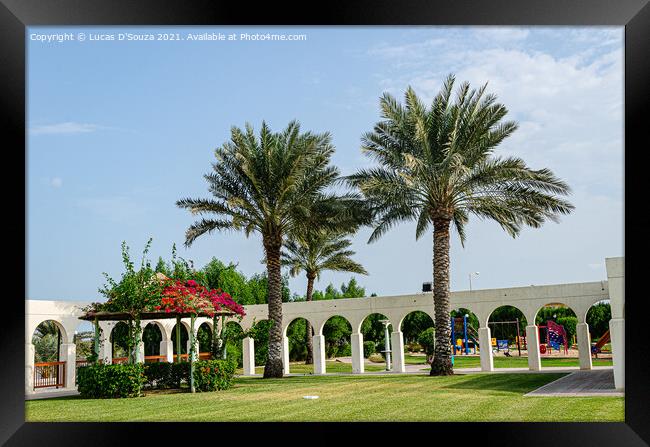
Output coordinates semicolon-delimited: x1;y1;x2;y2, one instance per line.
282;229;367;364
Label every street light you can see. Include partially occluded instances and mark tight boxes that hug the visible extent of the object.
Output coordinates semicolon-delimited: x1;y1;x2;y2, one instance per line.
379;319;392;371
468;272;480;291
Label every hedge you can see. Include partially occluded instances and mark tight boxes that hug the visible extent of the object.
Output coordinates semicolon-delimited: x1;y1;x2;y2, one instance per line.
77;363;145;398
193;359;237;392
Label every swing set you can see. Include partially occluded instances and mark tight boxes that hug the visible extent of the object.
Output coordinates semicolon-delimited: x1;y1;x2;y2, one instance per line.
487;318;526;356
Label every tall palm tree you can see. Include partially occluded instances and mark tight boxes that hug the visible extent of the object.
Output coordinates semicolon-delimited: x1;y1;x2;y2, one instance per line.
347;74;574;376
177;120;354;378
282;229;367;363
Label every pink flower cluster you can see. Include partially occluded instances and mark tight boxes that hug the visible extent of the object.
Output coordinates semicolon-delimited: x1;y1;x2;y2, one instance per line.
153;278;245;318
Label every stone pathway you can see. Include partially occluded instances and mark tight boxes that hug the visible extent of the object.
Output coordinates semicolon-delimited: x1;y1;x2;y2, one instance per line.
525;368;623;397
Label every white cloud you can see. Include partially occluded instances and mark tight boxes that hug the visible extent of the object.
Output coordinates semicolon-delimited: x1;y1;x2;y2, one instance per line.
30;122;101;135
50;177;63;188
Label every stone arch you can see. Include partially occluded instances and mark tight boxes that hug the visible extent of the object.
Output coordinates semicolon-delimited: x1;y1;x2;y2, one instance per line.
171;321;190;355
534;302;579;364
283;316;317;337
450;307;480;356
398;310;434;345
142;322;164;357
109;321;130;361
321;314;353;371
197;322;213;354
486;305;528;365
31;319;68;363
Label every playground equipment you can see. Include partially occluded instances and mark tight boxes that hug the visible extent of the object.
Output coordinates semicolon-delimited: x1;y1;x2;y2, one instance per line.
487;318;526;356
537;320;569;354
450;315;478;355
591;329;611;357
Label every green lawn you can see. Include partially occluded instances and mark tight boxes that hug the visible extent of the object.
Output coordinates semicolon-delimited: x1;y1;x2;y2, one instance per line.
404;354;613;369
25;373;623;422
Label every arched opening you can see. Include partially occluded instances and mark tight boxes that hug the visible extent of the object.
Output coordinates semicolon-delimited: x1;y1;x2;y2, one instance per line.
32;320;67;389
250;319;272;369
142;322;163;361
171;322;189;361
73;320;95;367
360;313;392;371
221;320;244;366
284;317;313;374
487;305;528;368
400;311;434;367
322;315;353;373
197;322;212;359
535;303;579;368
586;299;612;365
110;322;130;363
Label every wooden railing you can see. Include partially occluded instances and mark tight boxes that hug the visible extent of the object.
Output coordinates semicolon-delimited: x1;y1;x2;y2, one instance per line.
76;359;92;368
112;353;212;363
144;355;166;363
34;361;65;389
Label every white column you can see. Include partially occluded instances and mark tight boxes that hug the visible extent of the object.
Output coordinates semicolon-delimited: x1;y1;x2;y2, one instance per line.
391;331;405;373
350;332;364;374
60;343;76;389
577;323;592;370
312;335;326;375
242;337;255;375
137;340;145;363
526;325;541;371
281;335;290;375
160;340;173;363
606;257;624;390
609;318;625;390
25;343;35;394
478;327;494;372
98;322;113;364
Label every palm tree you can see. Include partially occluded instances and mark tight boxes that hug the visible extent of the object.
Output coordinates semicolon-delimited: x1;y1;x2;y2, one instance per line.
282;229;367;363
347;74;574;376
177;120;354;378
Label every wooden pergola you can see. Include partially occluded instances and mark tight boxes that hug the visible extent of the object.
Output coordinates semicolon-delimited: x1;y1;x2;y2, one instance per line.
79;309;237;393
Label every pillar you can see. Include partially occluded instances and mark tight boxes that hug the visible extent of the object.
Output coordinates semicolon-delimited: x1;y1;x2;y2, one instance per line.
242;337;255;375
160;340;173;363
478;327;494;372
312;335;326;375
391;331;405;373
60;343;76;389
350;332;364;374
281;335;290;375
576;322;592;370
98;322;113;364
606;257;624;390
526;325;541;371
25;343;35;394
609;318;625;390
137;340;145;363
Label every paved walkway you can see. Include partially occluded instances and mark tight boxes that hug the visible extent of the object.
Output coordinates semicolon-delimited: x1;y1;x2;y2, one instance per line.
525;368;623;397
26;389;80;400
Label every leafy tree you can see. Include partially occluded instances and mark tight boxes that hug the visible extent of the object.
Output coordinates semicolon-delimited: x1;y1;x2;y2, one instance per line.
586;302;611;340
177;121;358;377
348;75;574;375
402;311;434;344
282;229;367;363
418;327;436;363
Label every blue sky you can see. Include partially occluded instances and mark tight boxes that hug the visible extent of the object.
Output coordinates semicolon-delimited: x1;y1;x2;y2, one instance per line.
27;26;623;301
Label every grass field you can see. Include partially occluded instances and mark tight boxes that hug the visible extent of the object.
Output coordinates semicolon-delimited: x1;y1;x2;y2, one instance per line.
404;354;614;369
25;373;623;422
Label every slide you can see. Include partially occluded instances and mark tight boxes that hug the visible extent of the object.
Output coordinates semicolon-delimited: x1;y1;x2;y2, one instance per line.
594;329;611;351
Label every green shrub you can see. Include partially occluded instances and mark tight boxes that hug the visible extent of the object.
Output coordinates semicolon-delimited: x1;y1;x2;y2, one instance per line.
338;343;351;357
143;362;190;389
363;341;376;358
368;353;384;363
418;328;435;359
405;342;422;353
226;343;243;367
193;359;237;392
77;363;146;398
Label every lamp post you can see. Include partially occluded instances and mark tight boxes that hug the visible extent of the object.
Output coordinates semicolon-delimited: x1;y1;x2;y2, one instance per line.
379;319;391;371
468;272;480;291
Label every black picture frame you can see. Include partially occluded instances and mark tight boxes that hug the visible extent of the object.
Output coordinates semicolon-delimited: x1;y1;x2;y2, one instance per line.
2;0;648;444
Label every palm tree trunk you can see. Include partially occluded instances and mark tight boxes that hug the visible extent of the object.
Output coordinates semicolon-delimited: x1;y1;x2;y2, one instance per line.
263;235;284;378
430;217;454;376
304;273;315;364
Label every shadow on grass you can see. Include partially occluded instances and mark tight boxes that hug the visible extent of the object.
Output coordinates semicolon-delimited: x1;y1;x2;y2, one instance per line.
440;373;568;394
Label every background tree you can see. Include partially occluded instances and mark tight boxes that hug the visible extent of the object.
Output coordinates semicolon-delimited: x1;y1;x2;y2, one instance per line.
177;121;352;378
282;230;367;363
348;74;574;375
